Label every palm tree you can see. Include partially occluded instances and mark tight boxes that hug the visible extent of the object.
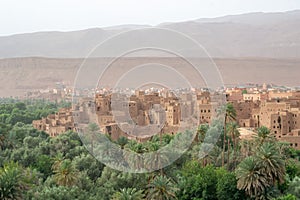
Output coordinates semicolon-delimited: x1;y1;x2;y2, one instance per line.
227;122;240;151
112;188;145;200
256;143;286;184
196;124;209;143
236;142;286;199
95;136;121;164
255;126;273;145
53;159;78;187
124;142;146;171
147;175;178;200
87;122;100;155
0;133;6;150
236;156;269;198
240;139;254;158
0;123;10;150
0;162;23;200
51;153;64;171
0;162;37;200
227;122;240;168
117;136;128;149
145;143;169;172
222;103;236;167
197;143;215;166
288;176;300;199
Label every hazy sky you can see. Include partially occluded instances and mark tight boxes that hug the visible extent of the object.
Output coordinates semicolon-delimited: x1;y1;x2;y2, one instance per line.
0;0;299;36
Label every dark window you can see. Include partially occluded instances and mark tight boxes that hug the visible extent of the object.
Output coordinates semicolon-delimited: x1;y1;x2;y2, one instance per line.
278;116;281;124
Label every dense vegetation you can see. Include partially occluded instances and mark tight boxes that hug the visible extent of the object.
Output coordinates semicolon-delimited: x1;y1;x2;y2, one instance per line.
0;100;299;200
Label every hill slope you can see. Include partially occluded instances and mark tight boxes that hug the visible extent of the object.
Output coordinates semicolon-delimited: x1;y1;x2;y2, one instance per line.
0;10;300;58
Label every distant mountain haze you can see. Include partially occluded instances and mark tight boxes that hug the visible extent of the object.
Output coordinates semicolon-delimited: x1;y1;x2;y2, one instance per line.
0;10;300;58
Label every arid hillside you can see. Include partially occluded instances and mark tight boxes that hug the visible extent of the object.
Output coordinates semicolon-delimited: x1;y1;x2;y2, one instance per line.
0;57;299;97
0;10;300;58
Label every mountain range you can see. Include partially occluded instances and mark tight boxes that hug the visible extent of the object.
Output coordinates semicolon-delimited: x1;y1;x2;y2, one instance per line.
1;10;300;97
0;10;300;58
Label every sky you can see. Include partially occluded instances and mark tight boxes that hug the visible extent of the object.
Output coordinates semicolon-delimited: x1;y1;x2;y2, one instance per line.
0;0;299;36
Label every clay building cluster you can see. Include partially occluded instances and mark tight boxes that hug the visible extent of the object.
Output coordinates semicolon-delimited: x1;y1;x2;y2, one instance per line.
32;86;300;149
33;89;215;142
73;91;189;141
94;90;223;141
32;108;75;137
226;88;300;149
